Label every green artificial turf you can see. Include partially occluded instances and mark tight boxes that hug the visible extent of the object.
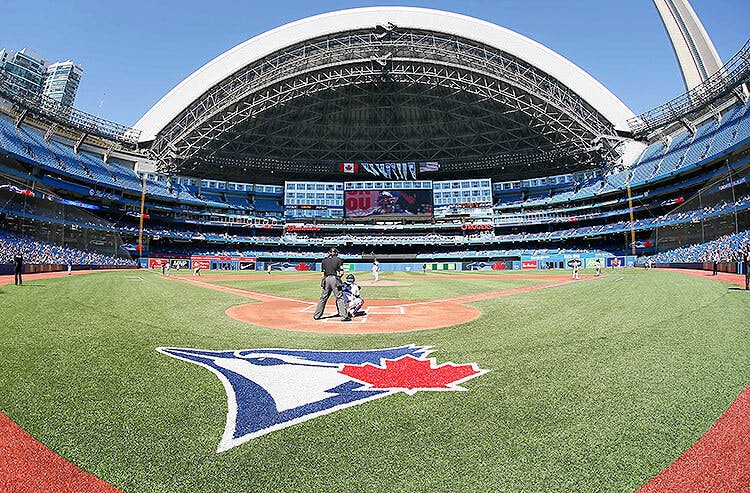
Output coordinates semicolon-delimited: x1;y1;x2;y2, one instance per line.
0;269;748;492
206;272;548;300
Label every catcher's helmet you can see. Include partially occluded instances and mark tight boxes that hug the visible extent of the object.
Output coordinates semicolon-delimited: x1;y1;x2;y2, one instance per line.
345;274;356;283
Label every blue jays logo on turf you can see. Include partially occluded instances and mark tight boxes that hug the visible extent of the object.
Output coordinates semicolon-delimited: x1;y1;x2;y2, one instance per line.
157;345;487;452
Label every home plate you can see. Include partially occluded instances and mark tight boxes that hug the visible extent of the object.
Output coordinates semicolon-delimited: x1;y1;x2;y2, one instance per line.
319;314;368;324
363;306;405;315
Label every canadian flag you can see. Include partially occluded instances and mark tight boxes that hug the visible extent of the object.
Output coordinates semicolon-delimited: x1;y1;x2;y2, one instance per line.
340;162;359;173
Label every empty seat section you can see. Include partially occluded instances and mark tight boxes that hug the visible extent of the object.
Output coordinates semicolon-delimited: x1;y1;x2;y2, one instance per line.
630;142;666;184
711;104;745;151
225;195;251;208
254;198;283;212
680;119;718;168
0;117;30;157
733;101;750;145
654;132;691;177
45;139;91;180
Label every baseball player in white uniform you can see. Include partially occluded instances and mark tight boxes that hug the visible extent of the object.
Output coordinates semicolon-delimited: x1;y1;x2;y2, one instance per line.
342;274;364;318
371;260;380;282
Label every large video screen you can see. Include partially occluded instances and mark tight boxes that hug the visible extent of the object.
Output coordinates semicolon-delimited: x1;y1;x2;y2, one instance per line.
345;189;433;218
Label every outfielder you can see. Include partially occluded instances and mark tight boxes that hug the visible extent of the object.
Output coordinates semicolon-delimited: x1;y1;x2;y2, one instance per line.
372;260;380;282
342;274;365;318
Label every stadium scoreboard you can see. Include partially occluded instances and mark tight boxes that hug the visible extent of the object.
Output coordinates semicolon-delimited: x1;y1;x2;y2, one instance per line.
284;181;344;219
344;180;433;218
433;179;493;219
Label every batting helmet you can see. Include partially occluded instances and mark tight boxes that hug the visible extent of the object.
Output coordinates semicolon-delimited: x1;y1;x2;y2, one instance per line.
345;274;356;283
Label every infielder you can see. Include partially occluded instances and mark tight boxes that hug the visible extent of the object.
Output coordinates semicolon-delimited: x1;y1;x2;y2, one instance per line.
342;274;364;318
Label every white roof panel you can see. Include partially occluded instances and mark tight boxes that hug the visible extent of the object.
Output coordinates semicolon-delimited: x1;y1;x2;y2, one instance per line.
135;7;635;142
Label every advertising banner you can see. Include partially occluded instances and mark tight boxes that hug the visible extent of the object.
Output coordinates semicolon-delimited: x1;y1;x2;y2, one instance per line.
191;256;234;262
585;258;604;269
238;262;256;271
192;259;210;270
521;260;538;270
267;261;312;271
345;189;433;218
149;258;167;269
170;259;190;270
606;257;625;268
462;260;510;271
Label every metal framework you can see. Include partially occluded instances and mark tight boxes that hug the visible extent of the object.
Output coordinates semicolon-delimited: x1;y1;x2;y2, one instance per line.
0;70;141;146
628;39;750;137
149;27;622;178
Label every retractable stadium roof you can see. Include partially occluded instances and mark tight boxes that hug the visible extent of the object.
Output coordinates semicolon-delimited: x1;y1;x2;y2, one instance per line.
135;7;636;181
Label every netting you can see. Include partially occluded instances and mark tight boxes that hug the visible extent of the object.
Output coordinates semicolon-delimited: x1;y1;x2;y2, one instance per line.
0;176;132;264
642;161;750;253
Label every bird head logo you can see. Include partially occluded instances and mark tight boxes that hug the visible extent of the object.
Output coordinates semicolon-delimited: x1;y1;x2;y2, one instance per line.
157;345;487;452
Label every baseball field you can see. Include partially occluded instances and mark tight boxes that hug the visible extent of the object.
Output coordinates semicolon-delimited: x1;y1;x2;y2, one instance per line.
1;268;749;492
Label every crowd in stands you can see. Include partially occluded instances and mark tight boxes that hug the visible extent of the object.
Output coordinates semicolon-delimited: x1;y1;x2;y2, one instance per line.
0;230;135;266
643;230;750;264
3;190;748;248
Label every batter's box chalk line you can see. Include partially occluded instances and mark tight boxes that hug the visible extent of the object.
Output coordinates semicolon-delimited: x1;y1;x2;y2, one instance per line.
363;306;406;315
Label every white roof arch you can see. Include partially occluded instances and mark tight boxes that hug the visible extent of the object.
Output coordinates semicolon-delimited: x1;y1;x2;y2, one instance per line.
134;6;635;142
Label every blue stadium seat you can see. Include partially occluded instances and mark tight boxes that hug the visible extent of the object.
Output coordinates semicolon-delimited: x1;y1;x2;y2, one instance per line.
254;198;284;212
680;118;718;169
732;100;750;146
711;104;746;152
654;132;692;177
225;194;252;209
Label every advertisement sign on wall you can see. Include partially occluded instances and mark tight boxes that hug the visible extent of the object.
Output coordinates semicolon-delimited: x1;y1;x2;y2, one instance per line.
170;259;190;270
462;260;510;271
267;261;312;271
192;258;210;270
149;258;167;269
521;260;538;270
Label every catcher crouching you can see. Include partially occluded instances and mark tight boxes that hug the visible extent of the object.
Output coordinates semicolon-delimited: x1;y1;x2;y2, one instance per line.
342;274;365;317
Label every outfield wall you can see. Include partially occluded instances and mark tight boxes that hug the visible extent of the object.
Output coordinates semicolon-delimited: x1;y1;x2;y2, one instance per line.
651;262;746;274
0;264;137;275
138;253;632;272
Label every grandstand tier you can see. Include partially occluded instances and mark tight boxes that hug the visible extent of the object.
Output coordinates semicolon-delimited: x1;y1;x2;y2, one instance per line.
0;8;749;269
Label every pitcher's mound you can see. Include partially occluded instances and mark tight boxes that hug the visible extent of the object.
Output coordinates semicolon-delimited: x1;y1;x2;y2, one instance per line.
358;280;411;287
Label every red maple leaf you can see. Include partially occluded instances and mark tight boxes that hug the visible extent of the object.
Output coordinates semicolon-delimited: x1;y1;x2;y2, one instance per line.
339;355;485;394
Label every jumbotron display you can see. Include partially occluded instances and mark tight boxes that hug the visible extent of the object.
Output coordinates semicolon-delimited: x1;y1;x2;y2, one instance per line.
344;181;433;218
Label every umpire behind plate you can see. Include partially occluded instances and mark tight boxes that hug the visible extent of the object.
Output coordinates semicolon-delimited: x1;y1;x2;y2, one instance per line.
313;247;351;321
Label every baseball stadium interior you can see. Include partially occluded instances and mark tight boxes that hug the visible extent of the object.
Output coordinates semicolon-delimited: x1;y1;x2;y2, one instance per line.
0;6;748;274
3;3;750;492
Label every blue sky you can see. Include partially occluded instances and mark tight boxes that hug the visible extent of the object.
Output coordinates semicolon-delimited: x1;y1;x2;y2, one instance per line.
1;0;746;126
